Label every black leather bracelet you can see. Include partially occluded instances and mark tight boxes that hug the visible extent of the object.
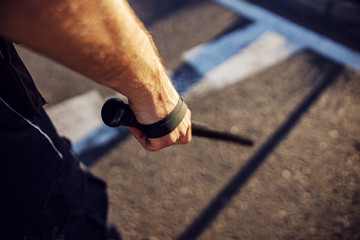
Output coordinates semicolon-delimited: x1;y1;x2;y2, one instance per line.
140;97;188;138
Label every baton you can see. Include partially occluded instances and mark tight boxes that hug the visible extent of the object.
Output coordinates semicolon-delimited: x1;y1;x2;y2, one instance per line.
101;98;254;146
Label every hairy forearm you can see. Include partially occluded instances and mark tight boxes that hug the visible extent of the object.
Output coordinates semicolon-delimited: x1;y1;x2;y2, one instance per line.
0;0;178;123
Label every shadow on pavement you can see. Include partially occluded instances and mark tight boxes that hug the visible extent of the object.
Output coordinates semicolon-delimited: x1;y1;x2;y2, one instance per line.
176;50;343;240
129;0;206;27
247;0;360;52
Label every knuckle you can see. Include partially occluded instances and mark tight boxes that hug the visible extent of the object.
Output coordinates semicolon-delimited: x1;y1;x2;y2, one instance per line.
178;129;186;139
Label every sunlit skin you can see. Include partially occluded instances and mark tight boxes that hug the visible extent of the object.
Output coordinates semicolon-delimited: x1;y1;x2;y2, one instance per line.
0;0;191;151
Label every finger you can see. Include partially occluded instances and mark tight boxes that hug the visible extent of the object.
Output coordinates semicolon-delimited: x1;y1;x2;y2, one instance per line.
145;137;172;151
128;127;148;149
129;109;192;151
130;126;175;151
178;125;192;144
175;110;192;144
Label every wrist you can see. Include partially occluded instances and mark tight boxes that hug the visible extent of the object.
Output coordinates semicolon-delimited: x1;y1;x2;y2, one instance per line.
128;73;180;125
138;97;188;138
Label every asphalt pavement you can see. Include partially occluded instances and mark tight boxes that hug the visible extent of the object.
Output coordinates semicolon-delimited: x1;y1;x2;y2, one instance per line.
16;0;360;239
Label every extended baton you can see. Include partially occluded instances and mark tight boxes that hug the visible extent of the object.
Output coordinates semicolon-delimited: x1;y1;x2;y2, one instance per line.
101;98;254;146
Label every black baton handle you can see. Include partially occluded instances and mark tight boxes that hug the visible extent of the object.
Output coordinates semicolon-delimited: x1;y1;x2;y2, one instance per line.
101;98;254;146
102;97;188;138
101;98;141;128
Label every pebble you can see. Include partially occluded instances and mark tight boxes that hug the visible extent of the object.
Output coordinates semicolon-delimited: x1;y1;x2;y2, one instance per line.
142;196;151;205
320;141;328;148
227;207;237;216
230;126;240;134
337;108;346;116
240;202;249;210
162;173;171;183
110;167;120;175
214;222;225;230
301;192;311;200
346;159;353;166
328;129;339;139
282;169;291;179
278;210;288;219
180;187;189;195
294;170;308;185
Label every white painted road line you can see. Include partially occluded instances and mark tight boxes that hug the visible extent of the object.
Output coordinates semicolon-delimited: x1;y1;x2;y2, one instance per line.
46;90;104;143
184;31;301;97
73;124;129;156
182;21;269;76
182;0;360;95
45;90;130;157
212;0;360;71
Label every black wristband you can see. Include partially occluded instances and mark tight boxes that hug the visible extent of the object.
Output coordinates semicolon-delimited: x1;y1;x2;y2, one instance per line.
140;97;188;138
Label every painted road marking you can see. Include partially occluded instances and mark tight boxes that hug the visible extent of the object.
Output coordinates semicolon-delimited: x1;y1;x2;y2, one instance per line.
46;90;104;143
180;0;360;96
184;31;301;98
73;123;129;158
211;0;360;71
182;21;269;76
45;90;130;157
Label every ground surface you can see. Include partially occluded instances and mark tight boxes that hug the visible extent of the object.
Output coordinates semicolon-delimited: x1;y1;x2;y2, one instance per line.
16;0;360;239
92;50;360;240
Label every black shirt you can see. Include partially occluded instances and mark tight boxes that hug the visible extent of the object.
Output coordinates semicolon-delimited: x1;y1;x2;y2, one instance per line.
0;37;45;119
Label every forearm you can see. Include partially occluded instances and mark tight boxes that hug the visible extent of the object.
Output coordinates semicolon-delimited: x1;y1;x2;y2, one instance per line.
0;0;178;124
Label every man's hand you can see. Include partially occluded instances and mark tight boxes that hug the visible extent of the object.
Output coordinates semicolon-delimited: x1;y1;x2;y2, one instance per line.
129;108;192;151
127;72;192;151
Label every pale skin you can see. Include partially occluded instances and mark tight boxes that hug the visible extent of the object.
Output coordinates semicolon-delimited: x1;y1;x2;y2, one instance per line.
0;0;192;151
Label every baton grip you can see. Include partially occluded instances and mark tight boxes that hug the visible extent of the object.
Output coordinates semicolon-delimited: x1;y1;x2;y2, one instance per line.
101;98;141;128
102;97;188;139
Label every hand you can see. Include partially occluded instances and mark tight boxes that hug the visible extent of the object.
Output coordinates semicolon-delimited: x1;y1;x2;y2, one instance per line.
128;109;192;151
